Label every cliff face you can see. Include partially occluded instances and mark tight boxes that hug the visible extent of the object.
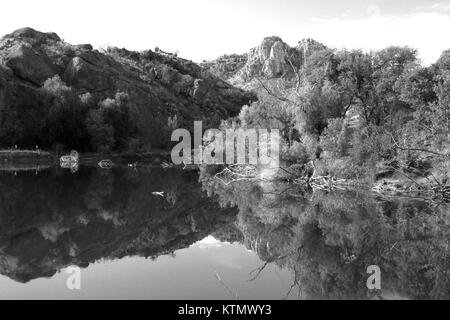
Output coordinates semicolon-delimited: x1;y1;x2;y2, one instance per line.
0;28;256;150
239;36;293;80
202;36;326;90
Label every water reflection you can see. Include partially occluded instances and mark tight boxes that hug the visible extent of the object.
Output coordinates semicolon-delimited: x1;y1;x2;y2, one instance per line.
199;165;450;300
0;165;449;299
0;167;237;283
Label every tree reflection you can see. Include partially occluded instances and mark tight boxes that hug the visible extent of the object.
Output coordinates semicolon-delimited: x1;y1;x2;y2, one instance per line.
200;165;450;299
1;165;449;300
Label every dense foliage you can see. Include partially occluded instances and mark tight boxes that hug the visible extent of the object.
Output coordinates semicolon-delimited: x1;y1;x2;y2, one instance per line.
0;75;138;153
238;46;450;183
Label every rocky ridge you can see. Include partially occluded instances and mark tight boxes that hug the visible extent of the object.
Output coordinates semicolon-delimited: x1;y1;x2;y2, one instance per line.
0;28;256;150
202;36;327;89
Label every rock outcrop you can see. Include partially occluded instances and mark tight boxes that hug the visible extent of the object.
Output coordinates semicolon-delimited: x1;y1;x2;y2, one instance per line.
0;28;256;150
201;54;247;81
240;36;291;79
202;36;326;90
296;38;327;60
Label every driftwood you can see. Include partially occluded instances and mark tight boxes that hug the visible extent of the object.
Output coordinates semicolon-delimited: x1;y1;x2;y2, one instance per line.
210;162;450;203
298;172;450;203
298;175;368;191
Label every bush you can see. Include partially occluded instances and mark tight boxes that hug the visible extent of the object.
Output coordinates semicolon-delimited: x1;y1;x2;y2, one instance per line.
349;125;393;165
302;133;321;160
42;75;71;96
319;118;350;158
79;92;94;106
327;157;374;181
96;92;137;150
41;76;91;151
282;141;310;164
86;109;115;152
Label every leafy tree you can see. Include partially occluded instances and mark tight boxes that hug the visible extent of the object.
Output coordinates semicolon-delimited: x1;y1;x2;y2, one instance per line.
371;46;418;126
41;76;90;151
86;109;115;152
239;94;296;144
98;92;136;150
319;118;350;158
396;66;437;107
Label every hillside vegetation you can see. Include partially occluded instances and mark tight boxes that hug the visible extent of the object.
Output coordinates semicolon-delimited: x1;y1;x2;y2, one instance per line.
204;37;450;193
0;28;255;153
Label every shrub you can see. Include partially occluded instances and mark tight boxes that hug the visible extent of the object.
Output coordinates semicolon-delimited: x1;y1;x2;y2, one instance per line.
282;141;310;164
42;75;71;96
349;125;393;165
167;115;179;130
41;76;91;151
302;133;321;160
97;92;137;150
86;109;115;152
319;118;350;158
79;92;93;106
326;157;373;181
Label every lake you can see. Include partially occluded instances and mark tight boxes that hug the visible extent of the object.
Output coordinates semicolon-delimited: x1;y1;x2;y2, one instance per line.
0;165;449;299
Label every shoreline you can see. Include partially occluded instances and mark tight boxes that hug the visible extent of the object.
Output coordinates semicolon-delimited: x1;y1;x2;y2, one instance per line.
0;149;173;172
0;149;53;158
2;151;448;203
0;149;171;161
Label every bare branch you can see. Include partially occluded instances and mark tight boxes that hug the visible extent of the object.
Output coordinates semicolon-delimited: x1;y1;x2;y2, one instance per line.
214;270;239;300
283;266;302;300
248;252;294;282
390;133;449;158
255;77;294;103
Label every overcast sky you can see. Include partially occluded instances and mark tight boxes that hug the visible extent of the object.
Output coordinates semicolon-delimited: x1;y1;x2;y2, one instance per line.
1;0;449;64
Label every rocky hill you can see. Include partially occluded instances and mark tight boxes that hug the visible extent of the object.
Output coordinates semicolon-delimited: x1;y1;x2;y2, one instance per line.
0;28;256;151
202;36;326;90
201;53;247;81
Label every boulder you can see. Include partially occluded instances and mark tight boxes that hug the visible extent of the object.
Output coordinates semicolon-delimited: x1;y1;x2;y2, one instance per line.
63;56;116;92
3;27;61;43
5;44;57;85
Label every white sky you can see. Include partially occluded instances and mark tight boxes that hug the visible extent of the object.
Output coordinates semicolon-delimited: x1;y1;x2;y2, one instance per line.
0;0;449;65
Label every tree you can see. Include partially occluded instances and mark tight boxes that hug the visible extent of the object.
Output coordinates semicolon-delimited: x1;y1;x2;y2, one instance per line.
99;92;136;150
86;109;115;152
239;94;296;144
371;46;418;126
41;76;90;151
396;66;437;107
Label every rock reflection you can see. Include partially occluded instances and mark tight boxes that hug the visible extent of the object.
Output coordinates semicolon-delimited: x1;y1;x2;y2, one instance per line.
0;167;237;282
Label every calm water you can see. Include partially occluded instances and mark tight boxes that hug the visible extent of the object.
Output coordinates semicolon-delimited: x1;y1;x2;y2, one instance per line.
0;165;449;299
